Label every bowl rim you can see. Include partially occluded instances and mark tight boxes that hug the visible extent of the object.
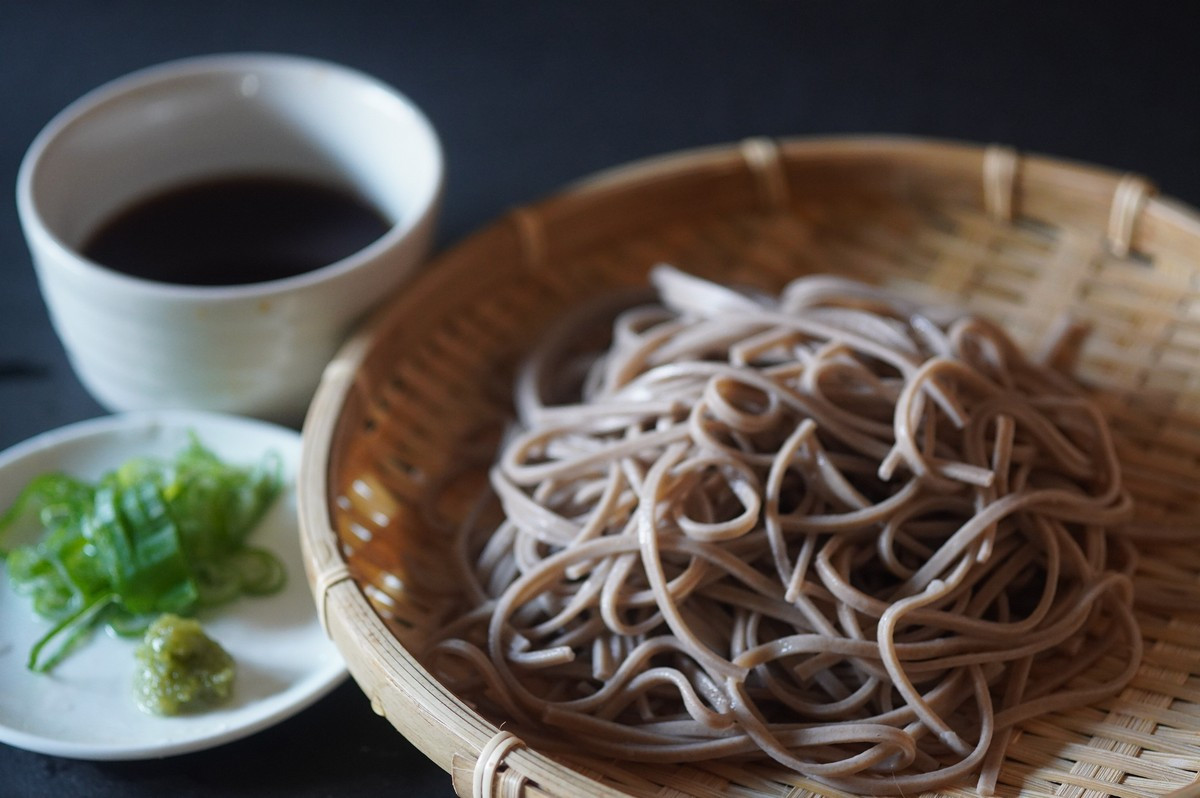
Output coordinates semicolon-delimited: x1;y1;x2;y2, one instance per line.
15;51;445;301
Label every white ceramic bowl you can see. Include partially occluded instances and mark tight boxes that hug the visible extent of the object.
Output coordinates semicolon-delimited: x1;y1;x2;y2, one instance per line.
16;53;443;426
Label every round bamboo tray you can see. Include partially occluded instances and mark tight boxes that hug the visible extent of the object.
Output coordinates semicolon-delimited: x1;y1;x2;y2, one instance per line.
298;136;1200;798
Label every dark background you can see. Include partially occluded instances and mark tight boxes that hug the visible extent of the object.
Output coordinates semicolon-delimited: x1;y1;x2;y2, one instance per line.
2;2;1199;796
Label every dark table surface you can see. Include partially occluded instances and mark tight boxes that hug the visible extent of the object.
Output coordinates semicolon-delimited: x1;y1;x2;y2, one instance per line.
3;2;1200;796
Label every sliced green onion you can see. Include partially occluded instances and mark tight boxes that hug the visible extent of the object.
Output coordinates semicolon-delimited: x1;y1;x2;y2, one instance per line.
0;434;286;673
193;560;243;608
28;593;116;673
231;547;287;596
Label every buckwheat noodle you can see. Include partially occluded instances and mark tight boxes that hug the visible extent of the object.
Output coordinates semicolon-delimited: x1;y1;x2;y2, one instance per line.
426;266;1142;796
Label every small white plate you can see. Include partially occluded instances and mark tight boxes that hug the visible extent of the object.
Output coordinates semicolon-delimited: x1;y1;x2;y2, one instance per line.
0;410;346;760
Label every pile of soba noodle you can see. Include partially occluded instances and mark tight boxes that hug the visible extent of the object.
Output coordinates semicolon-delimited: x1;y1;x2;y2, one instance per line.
426;266;1142;795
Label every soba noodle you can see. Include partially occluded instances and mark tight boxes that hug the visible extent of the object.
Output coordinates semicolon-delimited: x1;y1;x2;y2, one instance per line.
425;266;1142;795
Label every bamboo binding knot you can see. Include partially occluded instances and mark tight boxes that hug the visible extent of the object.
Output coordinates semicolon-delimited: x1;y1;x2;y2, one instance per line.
509;207;548;273
982;144;1019;223
472;730;528;798
740;137;789;211
1107;173;1154;258
314;561;353;637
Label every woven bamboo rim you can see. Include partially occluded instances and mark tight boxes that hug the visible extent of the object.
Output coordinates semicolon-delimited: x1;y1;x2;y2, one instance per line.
298;136;1200;798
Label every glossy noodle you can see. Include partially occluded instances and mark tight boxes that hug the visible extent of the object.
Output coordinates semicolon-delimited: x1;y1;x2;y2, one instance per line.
425;266;1142;795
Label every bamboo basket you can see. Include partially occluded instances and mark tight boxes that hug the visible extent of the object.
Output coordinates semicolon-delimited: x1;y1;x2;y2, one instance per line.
297;136;1200;798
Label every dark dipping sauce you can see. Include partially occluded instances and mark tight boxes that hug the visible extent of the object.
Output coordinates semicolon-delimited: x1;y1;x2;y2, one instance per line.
82;174;392;286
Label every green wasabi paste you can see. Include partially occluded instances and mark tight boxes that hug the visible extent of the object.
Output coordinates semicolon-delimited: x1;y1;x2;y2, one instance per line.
133;614;235;716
